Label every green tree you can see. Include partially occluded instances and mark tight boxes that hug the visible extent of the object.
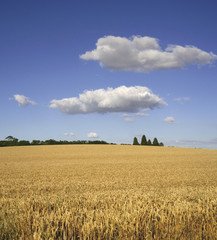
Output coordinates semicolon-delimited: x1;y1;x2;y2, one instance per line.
5;136;15;141
153;137;160;146
147;139;152;145
18;140;30;146
31;140;41;145
159;142;164;146
5;136;18;145
45;139;58;145
141;135;147;145
133;137;139;145
5;136;18;142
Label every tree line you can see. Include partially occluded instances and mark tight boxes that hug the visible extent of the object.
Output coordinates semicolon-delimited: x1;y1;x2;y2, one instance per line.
0;135;163;147
133;135;164;146
0;136;110;147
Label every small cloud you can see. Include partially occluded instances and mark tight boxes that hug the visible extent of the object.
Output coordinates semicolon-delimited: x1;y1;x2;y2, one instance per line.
124;117;135;122
164;116;176;124
174;97;190;103
80;35;217;73
64;132;75;137
13;94;36;106
87;132;99;138
135;133;143;137
122;113;129;117
135;112;149;117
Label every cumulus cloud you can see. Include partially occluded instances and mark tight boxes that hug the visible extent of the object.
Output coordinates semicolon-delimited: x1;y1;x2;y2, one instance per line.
50;86;167;114
13;94;36;106
64;132;75;136
80;35;217;72
164;116;176;124
87;132;98;138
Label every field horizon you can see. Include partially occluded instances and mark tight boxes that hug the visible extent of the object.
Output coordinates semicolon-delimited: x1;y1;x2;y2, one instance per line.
1;145;217;239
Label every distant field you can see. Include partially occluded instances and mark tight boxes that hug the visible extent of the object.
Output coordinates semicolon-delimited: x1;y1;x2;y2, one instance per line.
0;145;217;239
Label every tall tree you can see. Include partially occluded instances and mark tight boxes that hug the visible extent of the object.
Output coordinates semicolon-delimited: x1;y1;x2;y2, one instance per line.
147;139;152;145
141;135;147;145
133;137;139;145
153;137;160;146
5;136;18;145
5;136;15;141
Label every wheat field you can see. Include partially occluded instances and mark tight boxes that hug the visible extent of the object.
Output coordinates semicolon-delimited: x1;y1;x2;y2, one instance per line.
0;145;217;239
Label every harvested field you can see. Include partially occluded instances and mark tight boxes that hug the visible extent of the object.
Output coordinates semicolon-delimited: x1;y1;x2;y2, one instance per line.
0;145;217;239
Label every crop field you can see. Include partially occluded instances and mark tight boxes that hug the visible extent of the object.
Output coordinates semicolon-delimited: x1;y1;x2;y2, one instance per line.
0;145;217;239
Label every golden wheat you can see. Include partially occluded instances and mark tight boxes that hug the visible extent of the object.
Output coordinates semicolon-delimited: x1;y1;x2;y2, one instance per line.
0;145;217;239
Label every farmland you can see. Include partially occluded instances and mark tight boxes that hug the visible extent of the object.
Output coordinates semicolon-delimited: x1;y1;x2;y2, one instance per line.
0;145;217;239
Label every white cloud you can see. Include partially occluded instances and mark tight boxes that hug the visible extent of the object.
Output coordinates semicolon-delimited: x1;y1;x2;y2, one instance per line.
80;35;217;72
164;116;176;124
50;86;167;114
174;97;190;102
122;112;148;121
13;94;36;106
124;117;135;122
87;132;98;138
135;112;149;117
64;132;75;136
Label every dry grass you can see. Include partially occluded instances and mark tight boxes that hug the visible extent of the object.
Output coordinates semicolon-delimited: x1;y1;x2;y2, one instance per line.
0;145;217;239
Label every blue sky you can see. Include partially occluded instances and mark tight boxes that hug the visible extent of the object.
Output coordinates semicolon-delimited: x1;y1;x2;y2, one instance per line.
1;0;217;149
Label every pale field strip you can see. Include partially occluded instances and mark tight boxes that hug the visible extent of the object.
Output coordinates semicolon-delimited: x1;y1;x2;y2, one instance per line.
0;145;217;239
